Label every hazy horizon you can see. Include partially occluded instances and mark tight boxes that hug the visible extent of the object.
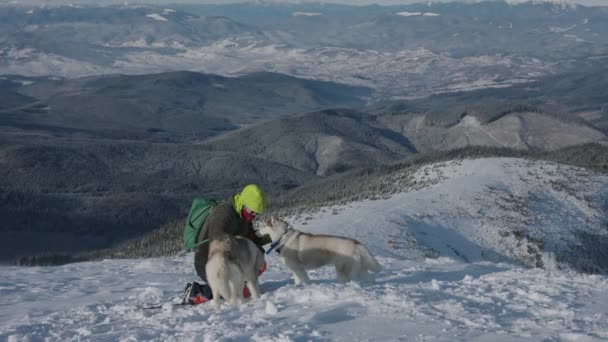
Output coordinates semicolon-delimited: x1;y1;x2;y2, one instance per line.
1;0;607;7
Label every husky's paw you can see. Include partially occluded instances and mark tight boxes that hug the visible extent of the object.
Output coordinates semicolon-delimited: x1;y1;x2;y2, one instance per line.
293;278;310;285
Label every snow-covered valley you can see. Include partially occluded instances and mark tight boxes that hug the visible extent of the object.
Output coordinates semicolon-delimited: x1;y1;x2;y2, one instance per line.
0;43;551;100
1;158;607;341
3;1;608;103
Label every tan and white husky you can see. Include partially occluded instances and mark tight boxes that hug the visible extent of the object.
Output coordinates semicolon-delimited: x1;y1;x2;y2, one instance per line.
205;235;265;308
257;217;382;284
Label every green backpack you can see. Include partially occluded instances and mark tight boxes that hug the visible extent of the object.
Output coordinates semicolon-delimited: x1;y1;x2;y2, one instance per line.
183;197;219;251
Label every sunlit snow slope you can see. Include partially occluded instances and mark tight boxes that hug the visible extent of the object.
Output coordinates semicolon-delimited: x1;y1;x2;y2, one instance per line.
1;158;607;341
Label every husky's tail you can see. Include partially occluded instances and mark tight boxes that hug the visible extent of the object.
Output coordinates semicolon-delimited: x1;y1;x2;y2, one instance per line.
206;256;231;303
357;243;382;273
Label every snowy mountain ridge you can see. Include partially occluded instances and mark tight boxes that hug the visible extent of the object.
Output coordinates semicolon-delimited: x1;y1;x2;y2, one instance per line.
287;157;608;273
1;157;608;341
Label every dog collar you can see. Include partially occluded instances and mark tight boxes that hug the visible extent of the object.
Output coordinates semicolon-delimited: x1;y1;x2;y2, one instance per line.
266;228;295;255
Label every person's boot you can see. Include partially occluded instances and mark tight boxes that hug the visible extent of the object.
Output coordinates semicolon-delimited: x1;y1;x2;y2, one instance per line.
182;282;213;305
243;285;252;298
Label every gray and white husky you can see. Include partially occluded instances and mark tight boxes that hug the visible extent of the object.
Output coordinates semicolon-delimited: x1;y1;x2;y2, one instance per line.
205;235;265;308
257;217;382;284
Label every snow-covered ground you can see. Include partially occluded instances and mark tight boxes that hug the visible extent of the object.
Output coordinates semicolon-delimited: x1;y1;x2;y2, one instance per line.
1;158;607;341
3;254;608;341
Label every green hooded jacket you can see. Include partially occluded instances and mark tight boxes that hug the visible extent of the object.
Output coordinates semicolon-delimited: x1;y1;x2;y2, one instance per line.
193;191;271;281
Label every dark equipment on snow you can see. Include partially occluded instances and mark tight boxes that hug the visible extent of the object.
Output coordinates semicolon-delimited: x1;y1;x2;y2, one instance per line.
181;281;213;305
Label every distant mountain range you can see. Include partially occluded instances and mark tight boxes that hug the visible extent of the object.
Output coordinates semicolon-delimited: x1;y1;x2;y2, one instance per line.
203;109;417;176
1;66;606;262
1;2;607;98
1;1;608;263
1;71;370;141
370;64;608;150
2;0;607;8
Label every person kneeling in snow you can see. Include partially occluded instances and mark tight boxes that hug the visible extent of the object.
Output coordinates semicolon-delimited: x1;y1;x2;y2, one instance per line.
185;184;271;304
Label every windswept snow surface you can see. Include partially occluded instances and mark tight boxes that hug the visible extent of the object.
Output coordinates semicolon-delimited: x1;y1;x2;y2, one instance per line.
146;14;168;22
396;12;441;17
1;158;608;341
396;11;423;16
292;12;322;16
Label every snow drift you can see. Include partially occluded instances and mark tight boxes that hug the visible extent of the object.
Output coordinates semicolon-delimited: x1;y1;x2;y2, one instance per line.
292;158;608;274
2;157;608;341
